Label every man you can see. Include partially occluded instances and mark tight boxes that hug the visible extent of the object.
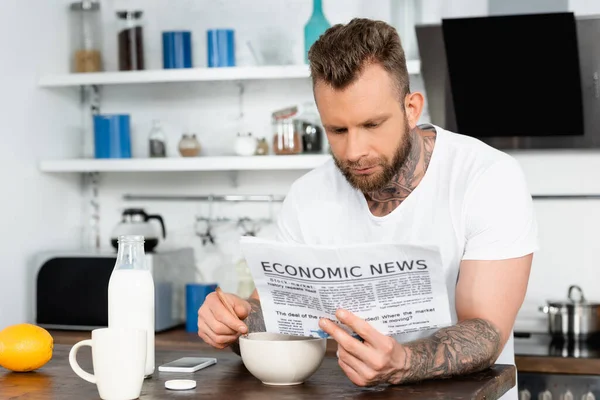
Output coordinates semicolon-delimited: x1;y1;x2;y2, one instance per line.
197;18;537;397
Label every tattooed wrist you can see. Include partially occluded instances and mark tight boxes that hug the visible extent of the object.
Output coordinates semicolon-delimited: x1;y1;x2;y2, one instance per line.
230;298;266;356
390;318;502;384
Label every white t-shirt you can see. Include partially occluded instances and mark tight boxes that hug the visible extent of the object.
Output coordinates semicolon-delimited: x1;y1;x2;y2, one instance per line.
274;124;538;399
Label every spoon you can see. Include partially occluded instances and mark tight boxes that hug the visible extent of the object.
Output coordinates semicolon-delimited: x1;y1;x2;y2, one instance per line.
215;287;248;338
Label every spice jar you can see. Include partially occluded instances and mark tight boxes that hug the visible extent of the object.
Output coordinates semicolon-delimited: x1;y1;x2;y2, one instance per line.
255;138;269;155
178;134;201;157
117;10;145;71
234;132;257;156
69;0;103;73
148;120;167;158
272;106;302;155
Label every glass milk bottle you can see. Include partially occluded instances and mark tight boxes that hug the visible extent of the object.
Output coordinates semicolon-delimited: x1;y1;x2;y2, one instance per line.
108;235;155;377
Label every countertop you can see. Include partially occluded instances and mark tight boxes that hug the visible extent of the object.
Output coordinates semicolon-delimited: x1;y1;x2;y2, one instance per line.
2;341;516;400
513;332;600;375
48;327;600;375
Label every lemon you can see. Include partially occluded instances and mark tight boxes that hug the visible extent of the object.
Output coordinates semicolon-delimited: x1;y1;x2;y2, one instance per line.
0;323;53;372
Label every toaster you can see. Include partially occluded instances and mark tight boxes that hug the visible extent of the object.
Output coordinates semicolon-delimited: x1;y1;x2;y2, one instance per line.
29;248;197;332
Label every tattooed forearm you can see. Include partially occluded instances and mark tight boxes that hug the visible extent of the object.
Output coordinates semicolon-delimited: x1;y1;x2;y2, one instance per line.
391;318;502;385
230;298;266;356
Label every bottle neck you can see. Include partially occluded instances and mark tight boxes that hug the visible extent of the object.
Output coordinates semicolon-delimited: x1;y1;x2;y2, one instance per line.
115;240;147;270
312;0;324;16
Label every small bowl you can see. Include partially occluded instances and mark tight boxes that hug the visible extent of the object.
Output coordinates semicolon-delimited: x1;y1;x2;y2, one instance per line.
239;332;326;385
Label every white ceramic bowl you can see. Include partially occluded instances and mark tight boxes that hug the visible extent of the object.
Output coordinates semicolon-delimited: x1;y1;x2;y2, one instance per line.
239;332;327;385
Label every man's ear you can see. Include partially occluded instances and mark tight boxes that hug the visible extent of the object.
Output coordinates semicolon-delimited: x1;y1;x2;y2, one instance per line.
404;91;425;129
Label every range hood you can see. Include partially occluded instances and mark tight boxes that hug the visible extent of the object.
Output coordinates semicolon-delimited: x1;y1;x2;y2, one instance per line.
415;12;600;149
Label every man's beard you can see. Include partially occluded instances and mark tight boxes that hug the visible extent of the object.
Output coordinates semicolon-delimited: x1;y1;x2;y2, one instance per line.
332;123;412;193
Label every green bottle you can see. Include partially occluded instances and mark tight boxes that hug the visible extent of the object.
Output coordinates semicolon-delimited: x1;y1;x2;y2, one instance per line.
304;0;330;64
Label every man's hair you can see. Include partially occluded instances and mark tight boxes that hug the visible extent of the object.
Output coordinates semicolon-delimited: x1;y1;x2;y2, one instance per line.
308;18;410;100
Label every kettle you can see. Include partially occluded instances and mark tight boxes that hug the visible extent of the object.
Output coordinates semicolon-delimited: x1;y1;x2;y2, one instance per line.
111;208;166;252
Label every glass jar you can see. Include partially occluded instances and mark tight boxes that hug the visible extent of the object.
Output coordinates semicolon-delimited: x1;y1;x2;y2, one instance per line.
116;10;145;71
148;120;167;158
69;1;103;73
295;102;324;153
178;134;201;157
272;106;302;155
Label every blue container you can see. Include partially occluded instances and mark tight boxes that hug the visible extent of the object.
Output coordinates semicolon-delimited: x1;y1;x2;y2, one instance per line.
93;114;131;159
207;29;235;67
186;283;218;333
162;31;193;69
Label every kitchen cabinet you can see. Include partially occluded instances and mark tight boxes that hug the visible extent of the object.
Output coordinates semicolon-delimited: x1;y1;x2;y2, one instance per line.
442;0;488;18
569;0;600;16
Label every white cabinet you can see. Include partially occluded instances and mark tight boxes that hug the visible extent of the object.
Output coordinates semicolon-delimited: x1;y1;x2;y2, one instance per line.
442;0;488;18
418;0;488;23
488;0;600;16
434;0;600;18
569;0;600;16
489;0;568;15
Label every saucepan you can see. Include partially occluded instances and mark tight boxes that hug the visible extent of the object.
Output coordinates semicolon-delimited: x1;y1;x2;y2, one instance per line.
539;285;600;339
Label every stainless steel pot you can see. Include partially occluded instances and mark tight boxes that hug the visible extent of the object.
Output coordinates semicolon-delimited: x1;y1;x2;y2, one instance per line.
540;285;600;339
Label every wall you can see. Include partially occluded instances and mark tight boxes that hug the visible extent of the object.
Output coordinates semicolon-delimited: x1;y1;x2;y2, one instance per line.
0;1;83;328
85;1;600;332
87;0;424;294
23;0;600;333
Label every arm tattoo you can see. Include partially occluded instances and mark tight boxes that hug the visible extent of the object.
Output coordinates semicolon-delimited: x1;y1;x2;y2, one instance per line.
392;318;502;385
367;128;436;217
230;298;266;356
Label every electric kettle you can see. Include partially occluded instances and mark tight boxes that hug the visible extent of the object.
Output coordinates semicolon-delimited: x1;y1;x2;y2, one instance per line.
111;208;166;252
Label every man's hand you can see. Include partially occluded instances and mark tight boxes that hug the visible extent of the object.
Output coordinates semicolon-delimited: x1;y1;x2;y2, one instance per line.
319;309;406;387
197;291;251;349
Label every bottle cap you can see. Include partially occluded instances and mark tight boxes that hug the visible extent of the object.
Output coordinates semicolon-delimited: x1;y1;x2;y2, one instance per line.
165;379;196;390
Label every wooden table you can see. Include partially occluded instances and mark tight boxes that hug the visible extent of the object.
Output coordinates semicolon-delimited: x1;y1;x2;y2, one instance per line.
1;341;516;399
52;327;590;375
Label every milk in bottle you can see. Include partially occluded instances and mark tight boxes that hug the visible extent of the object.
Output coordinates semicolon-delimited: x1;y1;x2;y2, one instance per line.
108;235;155;377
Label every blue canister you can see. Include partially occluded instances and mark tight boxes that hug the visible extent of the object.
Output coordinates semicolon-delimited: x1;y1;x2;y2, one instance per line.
207;29;235;67
93;114;131;159
186;283;218;333
162;31;193;69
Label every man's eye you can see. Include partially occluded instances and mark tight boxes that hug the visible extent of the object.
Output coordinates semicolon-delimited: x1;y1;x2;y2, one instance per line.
365;123;379;129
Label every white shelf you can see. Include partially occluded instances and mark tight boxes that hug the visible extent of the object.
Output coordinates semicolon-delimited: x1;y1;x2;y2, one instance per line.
39;155;332;173
37;61;421;87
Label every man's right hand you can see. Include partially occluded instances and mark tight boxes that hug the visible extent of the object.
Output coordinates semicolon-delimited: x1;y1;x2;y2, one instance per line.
197;291;252;349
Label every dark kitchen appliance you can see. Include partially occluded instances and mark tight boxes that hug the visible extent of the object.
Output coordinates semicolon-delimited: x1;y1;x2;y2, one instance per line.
29;249;196;331
111;208;166;252
415;13;600;150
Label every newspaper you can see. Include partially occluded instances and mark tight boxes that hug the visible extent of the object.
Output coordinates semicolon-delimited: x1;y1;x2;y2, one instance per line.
239;236;452;339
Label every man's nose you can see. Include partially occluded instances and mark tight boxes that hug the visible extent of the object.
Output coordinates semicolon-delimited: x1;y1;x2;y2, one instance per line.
345;129;369;162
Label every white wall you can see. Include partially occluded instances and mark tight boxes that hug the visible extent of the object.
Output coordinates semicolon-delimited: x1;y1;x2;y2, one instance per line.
73;0;600;332
0;0;83;328
10;0;600;332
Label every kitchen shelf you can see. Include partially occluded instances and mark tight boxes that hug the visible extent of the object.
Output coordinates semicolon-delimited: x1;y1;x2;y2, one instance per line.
39;154;332;172
37;61;421;87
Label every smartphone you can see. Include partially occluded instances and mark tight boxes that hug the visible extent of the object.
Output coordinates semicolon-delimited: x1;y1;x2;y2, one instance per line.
158;357;217;373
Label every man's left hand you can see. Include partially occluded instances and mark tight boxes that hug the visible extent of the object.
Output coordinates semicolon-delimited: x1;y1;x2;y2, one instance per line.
319;309;406;386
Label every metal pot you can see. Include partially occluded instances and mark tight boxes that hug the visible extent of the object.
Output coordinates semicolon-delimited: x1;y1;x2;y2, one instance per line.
540;285;600;339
